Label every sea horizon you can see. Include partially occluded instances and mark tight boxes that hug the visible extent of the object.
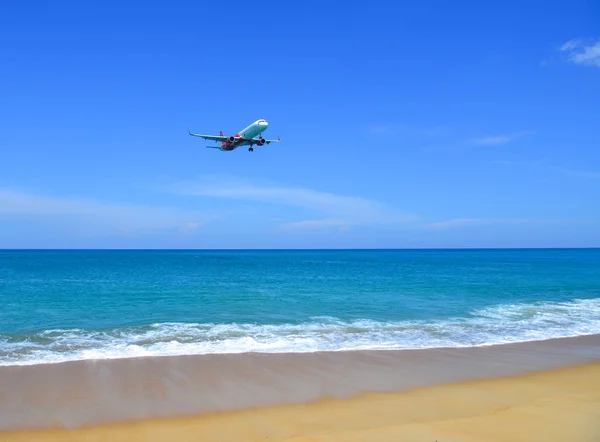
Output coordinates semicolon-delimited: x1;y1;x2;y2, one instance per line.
1;247;599;251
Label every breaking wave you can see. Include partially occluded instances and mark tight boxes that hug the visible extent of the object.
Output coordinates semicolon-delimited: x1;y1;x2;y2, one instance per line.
1;298;599;366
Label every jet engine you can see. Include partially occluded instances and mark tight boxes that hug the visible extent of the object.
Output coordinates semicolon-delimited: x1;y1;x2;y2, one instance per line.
227;135;236;143
257;138;266;146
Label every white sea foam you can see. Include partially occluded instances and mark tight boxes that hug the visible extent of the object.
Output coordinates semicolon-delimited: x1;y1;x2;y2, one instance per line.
1;298;600;366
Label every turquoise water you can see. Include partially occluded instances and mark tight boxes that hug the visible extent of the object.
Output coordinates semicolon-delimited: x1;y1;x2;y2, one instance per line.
1;249;599;366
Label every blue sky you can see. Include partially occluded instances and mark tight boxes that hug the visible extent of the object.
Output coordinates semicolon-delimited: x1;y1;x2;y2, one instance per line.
1;0;599;248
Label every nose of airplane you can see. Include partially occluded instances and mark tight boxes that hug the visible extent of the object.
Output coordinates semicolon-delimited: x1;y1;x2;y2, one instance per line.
261;120;269;128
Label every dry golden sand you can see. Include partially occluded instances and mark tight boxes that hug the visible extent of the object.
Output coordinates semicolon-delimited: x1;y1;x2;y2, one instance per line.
3;362;600;442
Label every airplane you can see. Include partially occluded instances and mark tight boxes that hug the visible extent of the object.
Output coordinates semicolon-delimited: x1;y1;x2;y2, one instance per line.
188;118;280;152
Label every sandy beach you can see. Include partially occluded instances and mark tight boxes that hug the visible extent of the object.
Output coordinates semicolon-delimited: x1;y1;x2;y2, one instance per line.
1;335;600;441
2;360;600;441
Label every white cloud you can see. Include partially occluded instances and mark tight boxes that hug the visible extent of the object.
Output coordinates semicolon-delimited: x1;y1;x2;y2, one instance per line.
422;218;594;230
558;167;600;180
423;218;531;229
494;159;600;180
178;222;202;234
281;219;350;230
471;131;533;146
560;40;580;51
472;135;511;146
366;124;451;138
559;38;600;68
367;124;530;152
366;124;408;136
0;188;212;236
170;176;417;230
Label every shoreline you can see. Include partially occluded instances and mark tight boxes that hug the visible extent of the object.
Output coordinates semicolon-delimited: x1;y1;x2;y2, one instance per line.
3;328;600;369
1;334;600;432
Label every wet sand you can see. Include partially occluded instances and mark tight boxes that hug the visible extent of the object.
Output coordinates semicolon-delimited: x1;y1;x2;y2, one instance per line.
1;334;600;439
3;360;600;442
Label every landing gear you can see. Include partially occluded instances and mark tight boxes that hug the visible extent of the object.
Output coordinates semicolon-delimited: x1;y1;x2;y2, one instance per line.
249;147;254;152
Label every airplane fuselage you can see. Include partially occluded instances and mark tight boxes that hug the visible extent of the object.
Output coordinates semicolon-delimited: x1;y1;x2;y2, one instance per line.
221;119;269;151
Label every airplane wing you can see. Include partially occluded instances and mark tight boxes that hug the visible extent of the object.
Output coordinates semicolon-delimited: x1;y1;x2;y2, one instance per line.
188;129;228;142
249;136;281;146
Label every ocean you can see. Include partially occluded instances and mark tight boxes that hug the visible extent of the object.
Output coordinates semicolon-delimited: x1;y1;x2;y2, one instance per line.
1;248;599;366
